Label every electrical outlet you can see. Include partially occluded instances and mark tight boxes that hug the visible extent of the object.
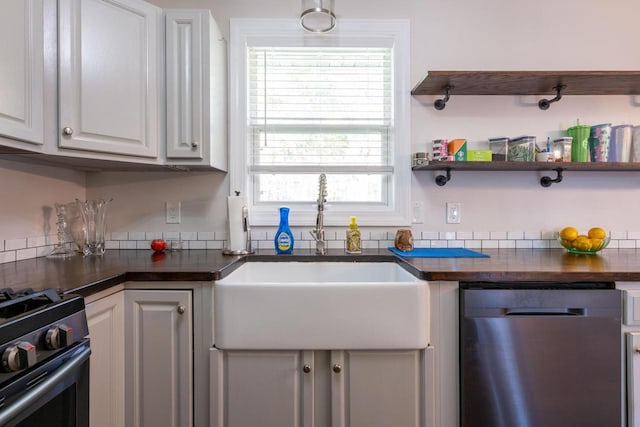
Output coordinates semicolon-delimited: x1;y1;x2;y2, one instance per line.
412;201;424;224
446;202;461;224
166;201;181;224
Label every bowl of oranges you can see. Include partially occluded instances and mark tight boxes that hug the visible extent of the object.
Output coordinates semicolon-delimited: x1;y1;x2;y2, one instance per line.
557;227;610;254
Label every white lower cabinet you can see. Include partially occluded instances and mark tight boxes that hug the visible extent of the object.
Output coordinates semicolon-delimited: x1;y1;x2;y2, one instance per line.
86;288;196;427
210;348;431;427
617;283;640;427
628;332;640;427
86;290;126;427
125;289;193;427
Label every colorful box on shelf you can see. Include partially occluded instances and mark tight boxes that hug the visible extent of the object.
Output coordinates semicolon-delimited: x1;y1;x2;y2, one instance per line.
448;139;467;161
467;150;492;161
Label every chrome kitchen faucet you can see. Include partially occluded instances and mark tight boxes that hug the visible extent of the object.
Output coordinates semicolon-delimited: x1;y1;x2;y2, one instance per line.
310;173;327;255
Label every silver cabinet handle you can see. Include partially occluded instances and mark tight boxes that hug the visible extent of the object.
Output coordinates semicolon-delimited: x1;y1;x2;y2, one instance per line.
62;127;73;136
303;364;312;373
191;141;198;148
332;364;342;373
177;305;185;315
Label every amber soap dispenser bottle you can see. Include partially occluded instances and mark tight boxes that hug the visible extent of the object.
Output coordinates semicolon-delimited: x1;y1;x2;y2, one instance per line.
346;216;361;254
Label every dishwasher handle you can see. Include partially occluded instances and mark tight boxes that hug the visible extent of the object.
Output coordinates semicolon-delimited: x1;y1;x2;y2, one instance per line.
503;307;585;316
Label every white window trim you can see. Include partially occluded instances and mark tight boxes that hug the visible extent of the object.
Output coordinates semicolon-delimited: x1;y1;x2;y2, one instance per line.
229;18;411;227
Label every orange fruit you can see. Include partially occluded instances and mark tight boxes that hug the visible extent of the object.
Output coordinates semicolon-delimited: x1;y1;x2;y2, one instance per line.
559;227;578;241
572;235;592;252
590;238;604;251
588;227;607;240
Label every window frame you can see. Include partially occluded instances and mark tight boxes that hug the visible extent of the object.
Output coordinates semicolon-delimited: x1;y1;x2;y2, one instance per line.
229;18;411;227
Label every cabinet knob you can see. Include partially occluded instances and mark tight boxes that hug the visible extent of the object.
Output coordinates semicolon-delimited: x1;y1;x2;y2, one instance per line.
191;141;199;148
177;305;185;315
635;348;640;354
303;364;312;373
62;127;73;136
332;364;342;373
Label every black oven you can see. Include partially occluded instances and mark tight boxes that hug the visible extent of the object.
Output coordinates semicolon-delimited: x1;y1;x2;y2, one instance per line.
0;289;90;427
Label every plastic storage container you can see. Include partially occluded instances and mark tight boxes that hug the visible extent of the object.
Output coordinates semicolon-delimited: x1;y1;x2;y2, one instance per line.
508;136;536;162
633;126;640;162
609;124;632;162
552;137;572;162
589;123;611;162
489;137;509;161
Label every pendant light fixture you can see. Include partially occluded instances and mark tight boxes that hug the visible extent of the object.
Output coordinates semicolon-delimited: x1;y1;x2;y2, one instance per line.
300;0;336;33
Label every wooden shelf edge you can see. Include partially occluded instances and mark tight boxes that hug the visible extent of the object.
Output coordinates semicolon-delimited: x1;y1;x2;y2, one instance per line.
412;161;640;172
411;70;640;96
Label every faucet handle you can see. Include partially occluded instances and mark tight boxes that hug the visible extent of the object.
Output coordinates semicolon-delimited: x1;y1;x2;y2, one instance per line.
318;173;327;204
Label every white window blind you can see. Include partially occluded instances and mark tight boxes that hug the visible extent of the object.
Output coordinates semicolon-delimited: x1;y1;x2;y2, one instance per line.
229;19;411;226
247;46;394;205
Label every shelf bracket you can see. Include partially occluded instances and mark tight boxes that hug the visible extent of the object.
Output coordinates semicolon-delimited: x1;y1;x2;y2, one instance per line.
538;85;566;110
540;168;564;187
435;167;452;186
434;85;454;110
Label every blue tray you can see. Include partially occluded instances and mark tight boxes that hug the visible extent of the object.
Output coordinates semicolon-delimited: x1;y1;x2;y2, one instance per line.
388;247;489;258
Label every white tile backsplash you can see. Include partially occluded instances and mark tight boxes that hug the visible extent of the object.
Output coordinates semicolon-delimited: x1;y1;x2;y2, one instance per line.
128;232;145;241
198;232;215;240
2;227;640;265
16;248;37;261
473;231;490;240
507;231;524;240
5;238;27;251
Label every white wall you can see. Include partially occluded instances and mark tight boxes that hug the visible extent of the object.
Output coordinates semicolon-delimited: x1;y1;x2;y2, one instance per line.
146;0;640;234
3;0;639;241
0;159;85;240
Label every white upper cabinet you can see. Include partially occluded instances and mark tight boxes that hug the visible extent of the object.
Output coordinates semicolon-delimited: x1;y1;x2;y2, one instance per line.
0;0;45;147
165;10;228;171
58;0;163;159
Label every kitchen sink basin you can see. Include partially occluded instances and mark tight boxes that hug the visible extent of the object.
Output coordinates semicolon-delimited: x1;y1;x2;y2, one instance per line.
214;261;429;350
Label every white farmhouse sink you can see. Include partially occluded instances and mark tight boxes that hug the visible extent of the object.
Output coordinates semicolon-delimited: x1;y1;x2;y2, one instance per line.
214;262;429;350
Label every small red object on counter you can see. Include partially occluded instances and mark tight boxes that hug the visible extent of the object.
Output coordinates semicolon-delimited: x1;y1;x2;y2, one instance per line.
150;239;166;252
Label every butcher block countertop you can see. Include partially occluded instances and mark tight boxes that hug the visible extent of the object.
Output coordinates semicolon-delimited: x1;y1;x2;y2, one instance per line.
2;248;640;297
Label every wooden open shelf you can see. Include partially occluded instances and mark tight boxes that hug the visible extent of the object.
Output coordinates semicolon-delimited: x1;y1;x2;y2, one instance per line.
412;161;640;172
411;71;640;96
412;161;640;187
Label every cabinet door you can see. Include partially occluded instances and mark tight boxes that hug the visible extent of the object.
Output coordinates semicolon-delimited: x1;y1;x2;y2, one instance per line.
210;349;313;427
165;9;227;170
629;332;640;427
126;290;193;427
165;10;204;160
85;291;125;427
0;0;44;146
58;0;161;158
332;350;426;427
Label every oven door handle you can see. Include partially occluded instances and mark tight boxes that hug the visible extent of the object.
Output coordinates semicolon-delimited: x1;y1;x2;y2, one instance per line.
0;345;91;426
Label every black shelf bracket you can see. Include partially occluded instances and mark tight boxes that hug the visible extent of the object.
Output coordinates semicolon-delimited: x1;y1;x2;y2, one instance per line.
540;168;564;187
434;85;454;110
538;85;566;110
435;167;452;186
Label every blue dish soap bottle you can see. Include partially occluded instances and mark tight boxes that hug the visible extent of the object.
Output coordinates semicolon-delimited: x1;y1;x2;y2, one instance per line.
274;206;294;254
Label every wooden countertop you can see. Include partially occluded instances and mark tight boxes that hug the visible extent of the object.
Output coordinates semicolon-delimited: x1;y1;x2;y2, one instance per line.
2;248;640;297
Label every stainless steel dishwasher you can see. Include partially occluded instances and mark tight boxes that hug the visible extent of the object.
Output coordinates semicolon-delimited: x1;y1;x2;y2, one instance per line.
460;282;621;427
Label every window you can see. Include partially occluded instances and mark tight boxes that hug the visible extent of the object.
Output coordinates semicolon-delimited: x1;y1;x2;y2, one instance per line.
230;19;410;226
